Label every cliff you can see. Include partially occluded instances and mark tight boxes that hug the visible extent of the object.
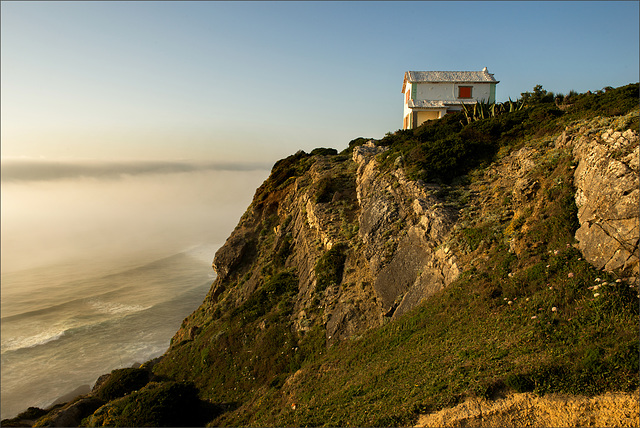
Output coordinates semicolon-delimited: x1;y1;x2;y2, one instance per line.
8;83;638;427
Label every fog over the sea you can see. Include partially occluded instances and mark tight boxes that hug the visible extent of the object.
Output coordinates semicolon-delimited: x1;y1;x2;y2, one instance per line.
1;158;271;183
1;158;270;274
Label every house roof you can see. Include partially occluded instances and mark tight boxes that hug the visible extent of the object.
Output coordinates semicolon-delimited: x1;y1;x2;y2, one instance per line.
402;68;499;92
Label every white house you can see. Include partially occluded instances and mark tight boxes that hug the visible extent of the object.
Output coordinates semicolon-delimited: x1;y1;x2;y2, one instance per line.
402;68;499;129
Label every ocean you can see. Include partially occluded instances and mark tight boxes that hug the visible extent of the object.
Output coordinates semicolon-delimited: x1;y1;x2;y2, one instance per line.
0;161;269;419
1;249;214;419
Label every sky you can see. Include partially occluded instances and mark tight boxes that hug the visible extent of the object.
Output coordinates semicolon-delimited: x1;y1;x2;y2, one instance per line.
1;1;639;165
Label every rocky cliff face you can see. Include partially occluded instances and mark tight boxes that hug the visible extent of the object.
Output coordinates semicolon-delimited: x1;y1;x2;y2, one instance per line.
171;111;638;351
172;141;466;348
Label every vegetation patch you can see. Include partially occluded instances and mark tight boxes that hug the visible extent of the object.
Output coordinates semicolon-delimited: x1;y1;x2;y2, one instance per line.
253;150;314;208
93;367;150;402
231;270;298;323
376;83;638;183
460;225;495;252
314;243;348;292
87;381;216;427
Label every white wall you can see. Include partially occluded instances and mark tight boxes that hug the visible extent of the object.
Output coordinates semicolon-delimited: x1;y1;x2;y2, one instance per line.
415;82;493;103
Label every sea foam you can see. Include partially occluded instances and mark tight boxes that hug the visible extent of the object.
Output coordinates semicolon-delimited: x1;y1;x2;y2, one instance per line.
1;329;67;353
87;300;152;315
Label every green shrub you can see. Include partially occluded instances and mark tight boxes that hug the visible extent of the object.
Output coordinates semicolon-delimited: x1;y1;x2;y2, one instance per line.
254;151;312;207
1;407;50;427
310;147;338;156
93;367;150;401
315;243;348;292
315;176;338;203
505;373;535;393
520;84;556;105
273;232;293;267
89;381;216;427
315;174;354;203
17;407;49;420
232;270;298;322
568;83;639;118
460;225;494;252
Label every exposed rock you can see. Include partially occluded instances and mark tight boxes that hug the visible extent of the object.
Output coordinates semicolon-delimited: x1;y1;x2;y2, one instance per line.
555;130;572;148
512;176;540;203
212;228;255;281
91;375;111;394
572;128;639;277
353;142;460;319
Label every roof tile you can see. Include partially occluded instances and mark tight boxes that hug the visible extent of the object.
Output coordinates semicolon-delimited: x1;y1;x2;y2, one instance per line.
405;70;498;83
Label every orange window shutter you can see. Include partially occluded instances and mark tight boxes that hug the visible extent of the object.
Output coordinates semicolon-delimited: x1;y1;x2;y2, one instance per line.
459;86;472;98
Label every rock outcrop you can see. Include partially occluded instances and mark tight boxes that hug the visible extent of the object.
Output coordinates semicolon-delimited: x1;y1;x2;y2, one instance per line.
353;141;460;319
572;128;639;278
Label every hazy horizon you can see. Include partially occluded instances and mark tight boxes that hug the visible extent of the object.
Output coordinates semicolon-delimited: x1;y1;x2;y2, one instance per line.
1;157;272;182
1;162;270;274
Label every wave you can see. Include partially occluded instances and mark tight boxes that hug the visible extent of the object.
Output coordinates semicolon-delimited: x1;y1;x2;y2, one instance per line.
1;329;68;353
2;250;212;322
1;291;129;323
1;248;214;356
1;299;156;354
1;279;210;356
87;300;152;315
1;303;155;355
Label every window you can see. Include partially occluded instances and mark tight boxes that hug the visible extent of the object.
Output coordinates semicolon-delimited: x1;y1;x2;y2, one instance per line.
405;88;410;104
458;86;472;98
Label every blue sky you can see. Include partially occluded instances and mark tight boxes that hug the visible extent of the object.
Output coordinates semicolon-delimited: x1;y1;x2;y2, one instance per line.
1;1;638;164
